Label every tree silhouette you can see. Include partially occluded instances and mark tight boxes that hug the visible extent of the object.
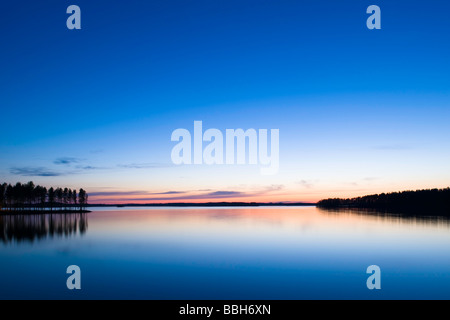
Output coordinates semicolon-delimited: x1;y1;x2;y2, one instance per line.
48;187;55;211
317;188;450;214
63;188;69;209
5;184;13;211
56;188;63;210
72;189;77;211
68;189;73;210
78;189;87;212
0;181;88;213
0;183;6;210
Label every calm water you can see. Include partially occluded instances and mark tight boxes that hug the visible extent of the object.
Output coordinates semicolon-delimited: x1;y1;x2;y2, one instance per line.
1;206;449;300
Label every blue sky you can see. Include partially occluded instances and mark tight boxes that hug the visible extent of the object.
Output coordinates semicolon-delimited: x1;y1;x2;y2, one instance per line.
1;0;449;203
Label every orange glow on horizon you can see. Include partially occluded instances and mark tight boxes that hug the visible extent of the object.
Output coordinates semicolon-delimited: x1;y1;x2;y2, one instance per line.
86;182;450;205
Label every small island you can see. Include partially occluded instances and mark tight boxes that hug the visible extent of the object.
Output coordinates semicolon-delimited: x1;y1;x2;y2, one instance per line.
0;181;90;214
317;187;450;215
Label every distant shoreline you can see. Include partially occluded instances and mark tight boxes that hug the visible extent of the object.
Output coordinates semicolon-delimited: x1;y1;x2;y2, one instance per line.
87;202;316;208
317;187;450;216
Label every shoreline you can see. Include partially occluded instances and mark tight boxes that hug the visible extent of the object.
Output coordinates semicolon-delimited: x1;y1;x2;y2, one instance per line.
88;202;317;208
0;210;91;215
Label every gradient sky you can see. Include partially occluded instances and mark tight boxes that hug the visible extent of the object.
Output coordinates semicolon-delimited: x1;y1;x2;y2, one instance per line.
1;0;449;203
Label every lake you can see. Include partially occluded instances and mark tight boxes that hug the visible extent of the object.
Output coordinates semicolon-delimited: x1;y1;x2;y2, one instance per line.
1;206;449;299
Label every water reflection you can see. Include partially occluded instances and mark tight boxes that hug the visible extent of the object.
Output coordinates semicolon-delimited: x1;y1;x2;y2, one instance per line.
317;207;450;227
1;207;450;299
0;213;88;244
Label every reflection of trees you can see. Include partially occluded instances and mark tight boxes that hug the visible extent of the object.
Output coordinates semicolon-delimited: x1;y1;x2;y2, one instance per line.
0;213;88;244
317;207;450;226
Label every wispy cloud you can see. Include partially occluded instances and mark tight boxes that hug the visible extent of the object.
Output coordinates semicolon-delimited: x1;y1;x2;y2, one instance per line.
10;167;63;177
151;191;185;195
75;165;107;171
89;190;187;197
298;180;315;189
117;190;248;202
89;189;250;202
265;184;285;191
54;157;82;165
89;185;286;202
89;191;153;197
206;191;244;197
54;157;108;171
11;160;107;177
117;163;173;169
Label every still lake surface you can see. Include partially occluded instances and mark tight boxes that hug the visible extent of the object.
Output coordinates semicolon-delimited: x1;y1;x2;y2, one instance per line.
1;206;449;299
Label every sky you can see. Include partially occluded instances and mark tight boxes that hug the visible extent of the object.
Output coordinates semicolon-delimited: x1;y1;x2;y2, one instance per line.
1;0;449;204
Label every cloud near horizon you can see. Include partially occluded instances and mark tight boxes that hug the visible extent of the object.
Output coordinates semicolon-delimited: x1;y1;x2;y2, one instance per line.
87;189;280;202
87;183;290;202
96;190;248;202
298;180;315;189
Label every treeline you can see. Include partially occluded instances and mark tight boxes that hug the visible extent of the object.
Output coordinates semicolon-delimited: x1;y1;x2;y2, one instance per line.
317;188;450;214
0;181;88;212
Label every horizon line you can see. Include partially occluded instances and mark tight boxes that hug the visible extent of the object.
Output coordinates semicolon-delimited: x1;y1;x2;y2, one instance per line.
86;201;318;207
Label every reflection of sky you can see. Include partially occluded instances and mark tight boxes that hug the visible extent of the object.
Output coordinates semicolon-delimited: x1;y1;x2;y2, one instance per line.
1;207;449;299
1;1;450;203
